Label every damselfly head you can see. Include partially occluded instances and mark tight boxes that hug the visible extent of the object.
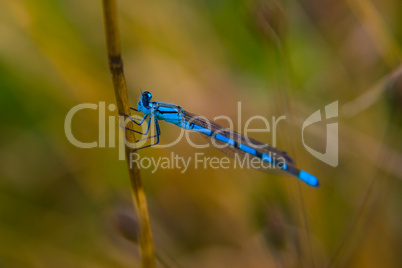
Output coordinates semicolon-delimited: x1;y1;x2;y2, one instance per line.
141;91;152;102
138;91;153;112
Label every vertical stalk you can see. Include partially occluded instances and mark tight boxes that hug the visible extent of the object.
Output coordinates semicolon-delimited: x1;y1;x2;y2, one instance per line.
102;1;155;267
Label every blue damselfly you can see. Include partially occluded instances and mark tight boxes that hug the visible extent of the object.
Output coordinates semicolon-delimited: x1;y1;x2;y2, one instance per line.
121;92;319;187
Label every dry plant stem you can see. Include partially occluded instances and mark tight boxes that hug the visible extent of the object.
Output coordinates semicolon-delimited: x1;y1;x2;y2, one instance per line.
102;0;156;267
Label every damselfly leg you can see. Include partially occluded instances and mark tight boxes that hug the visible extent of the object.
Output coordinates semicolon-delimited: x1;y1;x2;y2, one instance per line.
133;117;160;150
119;113;151;135
119;110;161;150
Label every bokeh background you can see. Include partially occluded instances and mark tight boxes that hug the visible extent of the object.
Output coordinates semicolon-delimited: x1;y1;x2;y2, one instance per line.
0;0;401;267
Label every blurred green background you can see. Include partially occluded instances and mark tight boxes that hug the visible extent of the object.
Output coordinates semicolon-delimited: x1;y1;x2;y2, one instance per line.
0;0;401;267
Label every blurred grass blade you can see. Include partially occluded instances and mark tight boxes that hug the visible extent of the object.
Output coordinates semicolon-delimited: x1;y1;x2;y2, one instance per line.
342;65;402;117
346;0;401;65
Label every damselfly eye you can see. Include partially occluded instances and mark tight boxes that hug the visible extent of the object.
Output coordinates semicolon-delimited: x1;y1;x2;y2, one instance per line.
142;91;152;100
